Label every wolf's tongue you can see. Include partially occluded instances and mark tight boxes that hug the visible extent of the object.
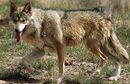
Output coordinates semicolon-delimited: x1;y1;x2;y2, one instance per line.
15;32;21;42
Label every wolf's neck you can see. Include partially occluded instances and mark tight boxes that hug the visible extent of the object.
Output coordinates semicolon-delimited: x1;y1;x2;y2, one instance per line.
31;8;45;29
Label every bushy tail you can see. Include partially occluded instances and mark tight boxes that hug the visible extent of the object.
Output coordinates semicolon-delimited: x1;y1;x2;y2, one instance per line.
108;31;129;64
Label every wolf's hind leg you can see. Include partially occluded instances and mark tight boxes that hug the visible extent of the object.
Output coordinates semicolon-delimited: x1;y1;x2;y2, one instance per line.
89;48;108;75
94;53;107;75
108;62;121;81
20;50;45;74
83;39;108;75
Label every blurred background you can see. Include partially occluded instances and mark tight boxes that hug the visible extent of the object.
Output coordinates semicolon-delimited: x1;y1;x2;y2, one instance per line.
0;0;130;12
1;0;130;11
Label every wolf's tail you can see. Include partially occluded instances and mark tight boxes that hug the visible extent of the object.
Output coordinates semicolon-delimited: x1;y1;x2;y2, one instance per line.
108;31;129;64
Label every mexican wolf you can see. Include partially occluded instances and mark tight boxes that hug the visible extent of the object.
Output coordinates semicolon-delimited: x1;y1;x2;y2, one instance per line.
9;2;129;83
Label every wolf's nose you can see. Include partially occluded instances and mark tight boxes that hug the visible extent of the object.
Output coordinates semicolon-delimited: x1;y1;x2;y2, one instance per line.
15;28;20;33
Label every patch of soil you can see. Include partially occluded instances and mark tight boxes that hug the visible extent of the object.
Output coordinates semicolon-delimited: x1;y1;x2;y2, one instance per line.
1;56;130;84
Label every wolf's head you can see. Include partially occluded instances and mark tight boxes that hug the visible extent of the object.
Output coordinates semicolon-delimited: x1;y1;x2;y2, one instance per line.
10;2;34;42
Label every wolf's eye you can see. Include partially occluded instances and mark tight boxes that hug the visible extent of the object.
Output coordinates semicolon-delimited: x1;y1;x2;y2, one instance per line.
21;19;26;22
12;18;18;23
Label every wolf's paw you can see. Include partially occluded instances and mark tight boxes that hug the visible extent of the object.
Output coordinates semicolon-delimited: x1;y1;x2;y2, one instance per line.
108;76;120;81
57;77;63;84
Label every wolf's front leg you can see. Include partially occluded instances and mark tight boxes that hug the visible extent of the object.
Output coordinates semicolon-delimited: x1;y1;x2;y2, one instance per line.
19;50;45;74
55;43;65;84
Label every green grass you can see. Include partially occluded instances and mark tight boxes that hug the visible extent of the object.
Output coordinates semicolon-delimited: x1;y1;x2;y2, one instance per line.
64;75;103;84
0;68;29;80
116;27;130;45
128;66;130;72
31;57;56;71
0;2;9;17
66;44;97;63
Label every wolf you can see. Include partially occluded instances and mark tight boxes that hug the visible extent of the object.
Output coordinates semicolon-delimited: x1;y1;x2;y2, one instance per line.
9;2;129;83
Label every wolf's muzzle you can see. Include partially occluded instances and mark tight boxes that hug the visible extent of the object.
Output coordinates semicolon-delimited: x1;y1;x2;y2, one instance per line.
15;28;20;33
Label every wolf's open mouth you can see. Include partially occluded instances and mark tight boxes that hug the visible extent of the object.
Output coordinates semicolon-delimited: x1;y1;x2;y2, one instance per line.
15;32;21;42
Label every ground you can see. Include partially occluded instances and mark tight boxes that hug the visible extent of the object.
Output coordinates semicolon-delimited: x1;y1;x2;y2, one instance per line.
0;41;129;84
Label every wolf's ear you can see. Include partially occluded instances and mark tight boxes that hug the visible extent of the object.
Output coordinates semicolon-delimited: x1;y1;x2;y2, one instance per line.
10;2;17;16
22;2;32;14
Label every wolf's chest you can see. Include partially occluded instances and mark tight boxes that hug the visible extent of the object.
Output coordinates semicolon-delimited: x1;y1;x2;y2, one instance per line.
23;35;44;50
